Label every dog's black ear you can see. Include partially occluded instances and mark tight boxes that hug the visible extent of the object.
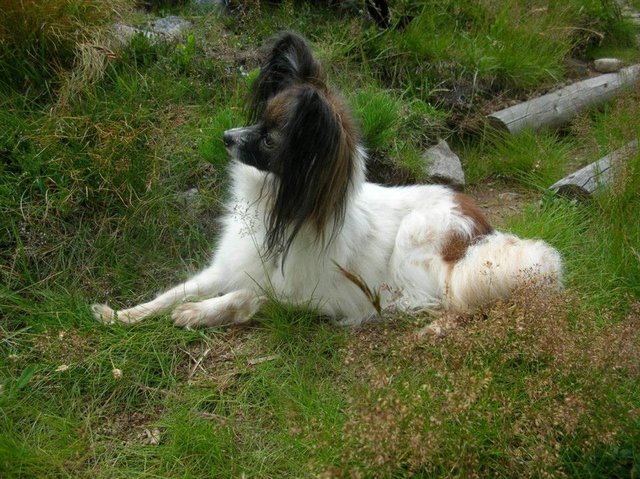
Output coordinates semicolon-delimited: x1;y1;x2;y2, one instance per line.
249;32;324;122
266;86;354;260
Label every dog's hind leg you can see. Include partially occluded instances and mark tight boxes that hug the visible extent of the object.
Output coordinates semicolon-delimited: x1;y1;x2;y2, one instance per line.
92;268;223;325
387;211;448;311
171;289;265;329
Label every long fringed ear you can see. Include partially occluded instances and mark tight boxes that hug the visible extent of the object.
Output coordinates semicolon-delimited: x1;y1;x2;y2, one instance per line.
248;32;324;122
265;87;355;260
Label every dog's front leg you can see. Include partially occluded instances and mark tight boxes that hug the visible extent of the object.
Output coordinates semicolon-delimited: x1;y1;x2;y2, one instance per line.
172;289;265;329
92;268;223;325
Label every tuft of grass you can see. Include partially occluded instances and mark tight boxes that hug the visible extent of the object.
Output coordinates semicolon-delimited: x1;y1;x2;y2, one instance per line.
349;86;447;181
463;129;575;187
350;85;402;151
0;0;130;93
199;106;245;168
359;0;636;114
573;0;639;54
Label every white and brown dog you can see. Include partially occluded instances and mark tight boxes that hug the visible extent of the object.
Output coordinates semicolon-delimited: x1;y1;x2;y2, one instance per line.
93;32;562;328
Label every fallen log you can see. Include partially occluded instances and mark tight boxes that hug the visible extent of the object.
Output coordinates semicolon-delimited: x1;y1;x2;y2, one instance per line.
549;140;638;198
488;65;640;135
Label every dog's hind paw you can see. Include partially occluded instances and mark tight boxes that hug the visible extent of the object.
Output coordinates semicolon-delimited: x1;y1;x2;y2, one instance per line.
92;303;116;324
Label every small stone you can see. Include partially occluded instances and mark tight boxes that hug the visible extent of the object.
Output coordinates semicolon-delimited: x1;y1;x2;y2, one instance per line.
141;428;162;445
498;192;520;202
423;139;465;189
150;16;192;41
112;16;192;47
594;58;623;73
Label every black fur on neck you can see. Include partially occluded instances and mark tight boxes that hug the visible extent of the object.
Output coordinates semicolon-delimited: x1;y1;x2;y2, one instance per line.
263;85;355;261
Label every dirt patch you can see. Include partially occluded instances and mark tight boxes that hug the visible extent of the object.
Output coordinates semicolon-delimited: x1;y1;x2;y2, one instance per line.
202;33;260;72
467;182;539;227
91;407;165;447
174;324;268;389
32;328;98;364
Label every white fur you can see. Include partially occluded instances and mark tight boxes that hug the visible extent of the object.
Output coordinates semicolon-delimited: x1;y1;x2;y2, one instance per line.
92;147;562;329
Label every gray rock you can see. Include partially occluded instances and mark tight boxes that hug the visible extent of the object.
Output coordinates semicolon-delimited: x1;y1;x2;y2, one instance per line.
150;16;192;41
423;140;465;189
112;15;192;46
112;23;154;46
594;58;624;73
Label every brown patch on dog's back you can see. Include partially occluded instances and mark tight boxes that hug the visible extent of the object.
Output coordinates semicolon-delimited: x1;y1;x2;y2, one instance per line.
441;193;493;263
441;231;473;263
454;193;493;236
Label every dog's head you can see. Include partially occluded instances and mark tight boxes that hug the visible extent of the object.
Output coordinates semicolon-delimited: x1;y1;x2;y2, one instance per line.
224;32;362;258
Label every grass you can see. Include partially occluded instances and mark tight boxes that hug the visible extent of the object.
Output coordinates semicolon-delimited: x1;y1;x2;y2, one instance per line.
0;0;131;94
1;0;640;477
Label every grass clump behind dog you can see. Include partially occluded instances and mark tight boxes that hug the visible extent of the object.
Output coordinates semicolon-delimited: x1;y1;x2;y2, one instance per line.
363;0;637;106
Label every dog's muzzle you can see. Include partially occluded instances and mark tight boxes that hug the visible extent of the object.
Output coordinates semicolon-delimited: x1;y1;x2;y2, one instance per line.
223;130;236;148
223;127;256;150
222;126;271;171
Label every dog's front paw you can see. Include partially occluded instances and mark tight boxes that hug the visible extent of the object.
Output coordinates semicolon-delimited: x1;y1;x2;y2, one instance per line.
172;302;205;329
92;303;116;324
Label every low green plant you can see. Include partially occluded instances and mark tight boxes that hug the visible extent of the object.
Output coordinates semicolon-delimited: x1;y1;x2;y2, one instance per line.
464;129;574;187
173;32;197;72
199;106;244;168
350;85;402;150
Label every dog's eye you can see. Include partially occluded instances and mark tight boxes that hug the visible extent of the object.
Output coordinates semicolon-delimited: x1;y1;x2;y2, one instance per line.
262;134;274;149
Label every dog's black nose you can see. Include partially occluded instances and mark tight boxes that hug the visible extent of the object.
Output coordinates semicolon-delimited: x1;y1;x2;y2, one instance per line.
223;131;235;148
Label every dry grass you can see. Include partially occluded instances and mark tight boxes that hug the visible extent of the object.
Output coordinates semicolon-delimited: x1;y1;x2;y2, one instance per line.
0;0;130;91
338;285;640;477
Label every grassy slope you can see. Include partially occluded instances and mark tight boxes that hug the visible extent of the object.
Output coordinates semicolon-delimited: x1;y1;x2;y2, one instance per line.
1;0;640;477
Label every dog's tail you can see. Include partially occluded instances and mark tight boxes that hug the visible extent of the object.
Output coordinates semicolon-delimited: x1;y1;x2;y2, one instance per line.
445;232;563;311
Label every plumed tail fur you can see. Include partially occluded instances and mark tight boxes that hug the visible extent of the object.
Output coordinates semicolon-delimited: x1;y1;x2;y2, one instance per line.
446;233;563;311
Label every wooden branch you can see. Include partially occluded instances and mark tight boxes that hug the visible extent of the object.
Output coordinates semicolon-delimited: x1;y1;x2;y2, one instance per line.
488;65;640;135
549;140;638;198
